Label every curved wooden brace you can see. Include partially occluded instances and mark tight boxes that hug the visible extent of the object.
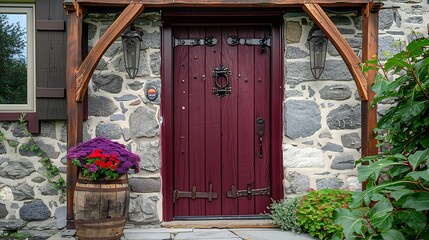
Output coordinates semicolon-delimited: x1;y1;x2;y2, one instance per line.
303;3;368;101
75;3;145;102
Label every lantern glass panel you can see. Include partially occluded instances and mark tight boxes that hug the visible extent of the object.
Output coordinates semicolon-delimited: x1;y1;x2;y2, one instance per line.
121;25;142;79
308;28;328;79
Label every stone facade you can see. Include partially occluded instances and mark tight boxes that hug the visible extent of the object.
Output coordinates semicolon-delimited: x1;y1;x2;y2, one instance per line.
0;1;428;237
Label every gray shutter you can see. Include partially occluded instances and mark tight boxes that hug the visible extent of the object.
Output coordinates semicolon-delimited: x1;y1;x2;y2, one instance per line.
35;0;67;120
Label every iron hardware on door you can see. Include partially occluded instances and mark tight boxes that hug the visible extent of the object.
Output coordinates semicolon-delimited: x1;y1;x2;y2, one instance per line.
173;184;218;203
227;36;271;52
256;117;265;159
227;185;271;199
174;36;217;47
212;65;231;97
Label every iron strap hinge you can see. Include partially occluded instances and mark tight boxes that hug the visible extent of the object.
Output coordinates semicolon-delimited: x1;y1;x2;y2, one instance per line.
226;185;271;200
173;184;218;203
174;36;217;47
227;36;271;47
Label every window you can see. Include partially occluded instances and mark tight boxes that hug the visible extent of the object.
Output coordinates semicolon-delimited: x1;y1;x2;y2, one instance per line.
0;4;35;112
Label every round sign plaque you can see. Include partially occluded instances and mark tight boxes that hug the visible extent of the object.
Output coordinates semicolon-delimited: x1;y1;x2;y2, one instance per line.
146;87;158;101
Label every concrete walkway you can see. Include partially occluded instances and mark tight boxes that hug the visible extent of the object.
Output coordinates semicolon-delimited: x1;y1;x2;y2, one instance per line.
49;228;316;240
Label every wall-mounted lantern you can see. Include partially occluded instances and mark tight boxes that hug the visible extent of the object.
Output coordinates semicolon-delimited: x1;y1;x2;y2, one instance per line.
307;25;328;79
121;23;143;79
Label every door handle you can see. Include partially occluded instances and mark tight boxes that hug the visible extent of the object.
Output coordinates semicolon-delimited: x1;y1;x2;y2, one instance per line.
256;117;265;159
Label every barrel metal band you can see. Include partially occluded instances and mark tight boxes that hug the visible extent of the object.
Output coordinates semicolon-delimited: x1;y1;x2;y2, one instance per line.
75;216;126;225
74;186;130;192
77;178;128;184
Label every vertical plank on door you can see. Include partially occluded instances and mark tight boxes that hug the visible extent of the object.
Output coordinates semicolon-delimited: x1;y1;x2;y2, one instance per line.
188;27;206;216
254;26;272;213
221;27;239;215
173;27;190;217
205;27;223;215
237;27;255;214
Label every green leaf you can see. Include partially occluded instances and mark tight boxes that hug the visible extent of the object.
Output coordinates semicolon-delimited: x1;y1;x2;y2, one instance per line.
368;200;393;219
371;77;390;97
407;169;429;181
333;208;363;237
380;229;405;240
350;181;411;208
358;160;403;182
397;210;427;231
407;149;429;171
389;188;414;201
403;192;429;211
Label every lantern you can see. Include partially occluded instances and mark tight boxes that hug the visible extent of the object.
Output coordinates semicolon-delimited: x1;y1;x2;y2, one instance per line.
121;23;143;79
307;26;328;79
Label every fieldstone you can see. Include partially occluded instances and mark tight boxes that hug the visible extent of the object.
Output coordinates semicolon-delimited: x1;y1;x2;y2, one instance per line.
123;128;132;141
120;102;128;114
308;86;315;98
0;203;8;218
331;155;355;170
129;106;159;138
128;195;159;224
330;16;351;25
284;171;310;194
2;122;11;130
338;28;355;34
38;122;56;139
12;123;27;138
95;123;122;139
115;94;139;101
88;23;97;40
26;218;56;230
150;51;161;75
19;199;51;221
346;38;362;49
60;122;67;142
378;35;400;61
128;81;144;91
283;144;324;168
129;177;161;193
386;30;405;35
12;183;34;201
405;16;423;24
110;114;125;122
352;16;362;30
284;100;321;139
11;203;19;209
322;142;344;152
37;141;60;159
319;85;352;100
316;178;343;190
327;104;361;130
144;79;161;104
411;5;424;15
407;32;425;43
0;142;6;154
88;95;118;117
141;30;161;49
286;60;352;86
0;219;25;230
327;42;339;56
31;176;46;183
55;206;67;229
285;90;303;98
286;21;302;43
136;140;160;172
92;74;124;94
286;46;308;59
0;159;35;179
39;183;59;195
0;186;13;201
105;42;122;58
57;143;67;152
379;9;394;30
319;130;332;139
346;176;361;191
96;58;108;71
341;133;361;149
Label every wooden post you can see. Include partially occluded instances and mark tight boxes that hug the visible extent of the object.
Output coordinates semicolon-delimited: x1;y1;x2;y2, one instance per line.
361;2;381;190
65;2;84;228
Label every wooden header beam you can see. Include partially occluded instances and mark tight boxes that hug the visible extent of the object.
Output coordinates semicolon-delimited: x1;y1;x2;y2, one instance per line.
75;0;370;8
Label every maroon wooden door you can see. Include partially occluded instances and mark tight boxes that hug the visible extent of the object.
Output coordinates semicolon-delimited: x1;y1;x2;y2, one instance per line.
173;26;272;218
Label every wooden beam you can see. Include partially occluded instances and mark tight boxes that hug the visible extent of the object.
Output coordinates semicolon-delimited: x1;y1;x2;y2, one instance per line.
303;3;368;101
75;0;370;8
75;3;145;101
361;2;380;189
66;5;84;228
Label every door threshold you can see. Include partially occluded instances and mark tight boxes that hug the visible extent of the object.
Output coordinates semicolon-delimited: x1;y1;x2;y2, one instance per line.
161;218;277;229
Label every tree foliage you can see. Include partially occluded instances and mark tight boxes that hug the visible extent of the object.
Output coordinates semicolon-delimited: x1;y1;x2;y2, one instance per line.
0;14;27;104
333;37;429;240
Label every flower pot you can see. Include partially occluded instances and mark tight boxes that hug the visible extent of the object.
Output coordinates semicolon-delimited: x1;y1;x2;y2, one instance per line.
73;173;130;240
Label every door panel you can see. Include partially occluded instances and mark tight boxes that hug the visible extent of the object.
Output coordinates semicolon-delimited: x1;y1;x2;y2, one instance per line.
173;26;271;218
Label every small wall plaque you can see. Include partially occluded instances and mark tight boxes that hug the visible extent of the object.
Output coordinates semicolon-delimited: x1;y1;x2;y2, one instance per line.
146;87;158;101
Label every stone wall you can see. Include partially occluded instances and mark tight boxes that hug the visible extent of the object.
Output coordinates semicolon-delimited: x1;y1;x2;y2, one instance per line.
0;1;428;236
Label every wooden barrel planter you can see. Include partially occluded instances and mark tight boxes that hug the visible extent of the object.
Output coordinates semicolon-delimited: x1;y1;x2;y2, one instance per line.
73;173;130;240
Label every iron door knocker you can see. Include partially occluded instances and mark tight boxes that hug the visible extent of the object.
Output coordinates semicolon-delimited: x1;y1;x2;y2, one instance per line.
212;65;231;97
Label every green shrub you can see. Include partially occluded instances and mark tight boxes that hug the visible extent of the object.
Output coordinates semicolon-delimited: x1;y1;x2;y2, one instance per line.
269;195;303;233
296;189;352;239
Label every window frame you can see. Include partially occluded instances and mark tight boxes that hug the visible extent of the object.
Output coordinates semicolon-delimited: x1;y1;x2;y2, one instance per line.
0;3;35;112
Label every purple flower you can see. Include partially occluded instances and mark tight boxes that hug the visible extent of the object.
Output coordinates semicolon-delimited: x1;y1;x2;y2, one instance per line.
87;164;98;173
